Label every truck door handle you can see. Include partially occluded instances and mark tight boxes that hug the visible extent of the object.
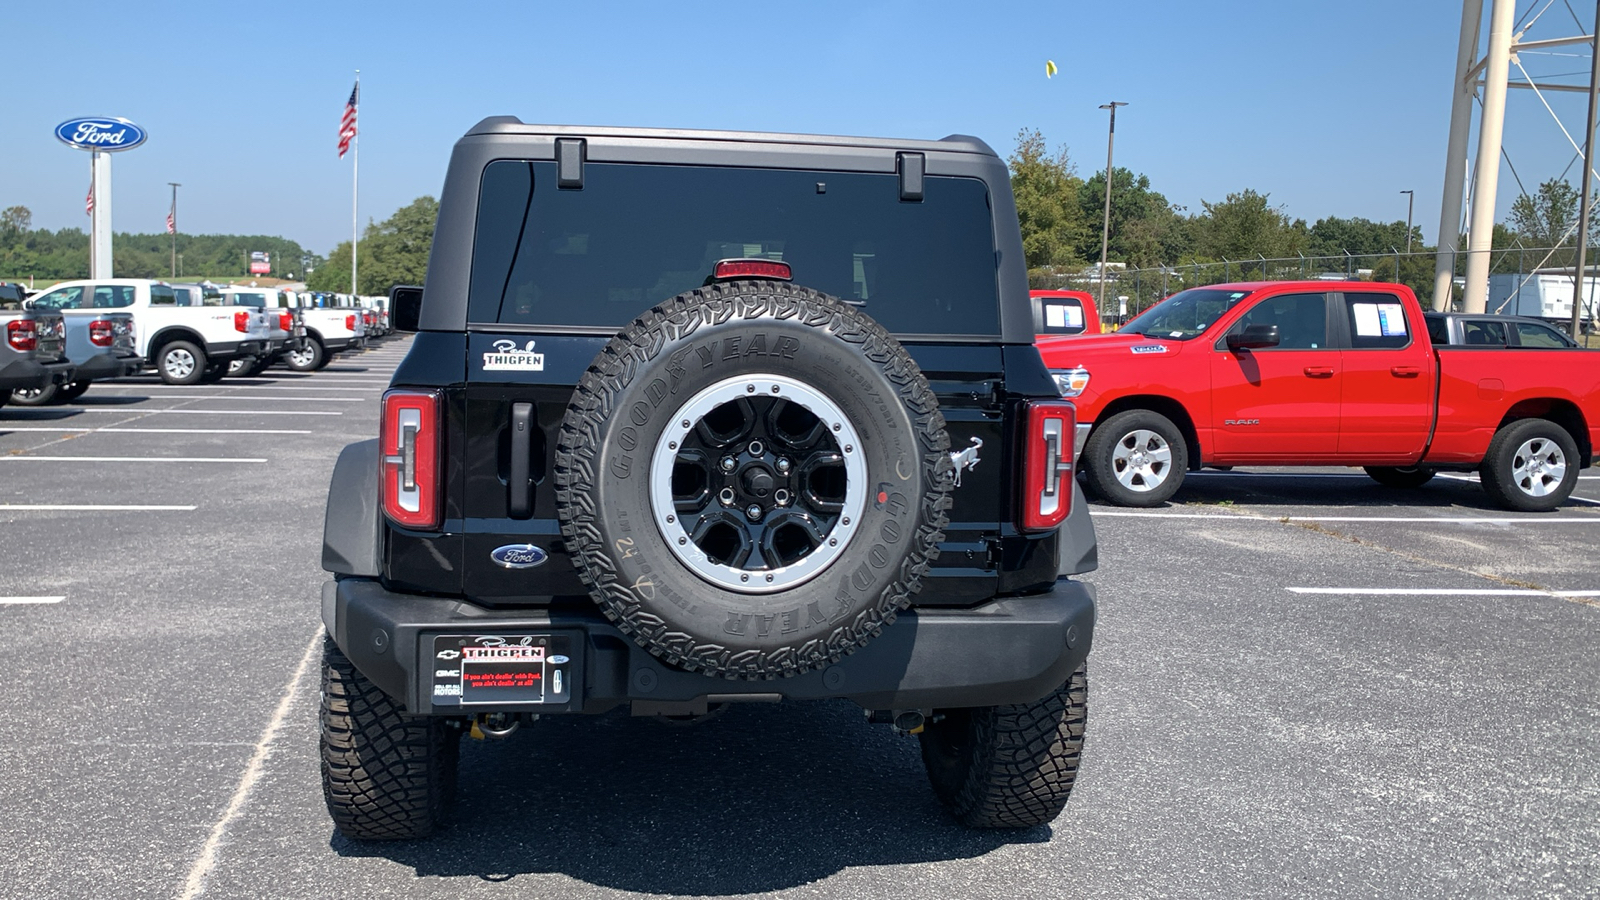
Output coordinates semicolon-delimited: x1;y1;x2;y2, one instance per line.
1390;366;1421;377
1303;367;1334;378
508;402;534;519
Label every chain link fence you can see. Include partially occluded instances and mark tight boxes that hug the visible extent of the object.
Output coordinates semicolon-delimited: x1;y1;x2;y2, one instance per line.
1028;246;1592;325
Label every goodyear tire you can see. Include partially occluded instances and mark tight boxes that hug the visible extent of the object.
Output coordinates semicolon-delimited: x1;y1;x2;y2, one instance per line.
320;638;459;840
555;280;952;679
920;665;1087;828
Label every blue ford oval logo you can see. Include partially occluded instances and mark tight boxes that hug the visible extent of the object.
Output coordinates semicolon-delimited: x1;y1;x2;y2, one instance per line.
548;655;569;665
491;543;547;569
55;116;147;152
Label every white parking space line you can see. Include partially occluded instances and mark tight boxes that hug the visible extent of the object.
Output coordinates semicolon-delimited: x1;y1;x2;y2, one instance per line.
0;427;312;435
0;504;197;510
100;384;380;392
1288;587;1600;597
0;456;267;463
2;409;342;416
136;395;366;402
1093;511;1600;524
0;596;65;605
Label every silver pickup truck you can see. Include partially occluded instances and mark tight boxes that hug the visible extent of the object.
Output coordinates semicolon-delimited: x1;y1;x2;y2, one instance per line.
0;282;74;407
7;305;139;405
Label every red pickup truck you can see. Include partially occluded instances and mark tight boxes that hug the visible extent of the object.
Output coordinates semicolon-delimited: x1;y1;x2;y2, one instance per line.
1037;281;1600;511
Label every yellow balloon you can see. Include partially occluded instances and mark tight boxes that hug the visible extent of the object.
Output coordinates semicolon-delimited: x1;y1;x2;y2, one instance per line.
1046;59;1058;78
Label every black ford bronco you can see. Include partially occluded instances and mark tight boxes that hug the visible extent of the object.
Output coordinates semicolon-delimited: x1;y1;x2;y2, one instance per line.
319;119;1098;839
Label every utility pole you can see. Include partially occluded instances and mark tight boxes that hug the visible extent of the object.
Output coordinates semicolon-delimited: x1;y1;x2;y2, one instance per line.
1573;0;1600;337
167;182;180;278
1098;101;1128;313
1435;0;1485;310
1400;189;1415;254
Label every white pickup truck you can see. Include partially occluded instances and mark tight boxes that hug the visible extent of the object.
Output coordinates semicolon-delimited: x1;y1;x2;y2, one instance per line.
217;286;306;375
27;279;275;384
281;292;366;371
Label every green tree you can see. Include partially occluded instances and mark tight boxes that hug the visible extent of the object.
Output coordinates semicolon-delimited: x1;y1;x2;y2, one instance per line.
1196;189;1297;261
1076;167;1186;267
1008;129;1088;271
308;196;438;294
1;206;30;237
1508;177;1600;249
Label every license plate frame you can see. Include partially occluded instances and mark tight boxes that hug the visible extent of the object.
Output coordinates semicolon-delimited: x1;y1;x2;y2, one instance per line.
429;633;576;708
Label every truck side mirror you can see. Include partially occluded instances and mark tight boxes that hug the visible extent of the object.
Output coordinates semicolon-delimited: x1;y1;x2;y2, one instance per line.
1226;323;1280;352
389;285;423;332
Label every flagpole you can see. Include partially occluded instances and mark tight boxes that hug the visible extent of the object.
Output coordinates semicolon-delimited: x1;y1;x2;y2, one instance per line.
351;69;360;299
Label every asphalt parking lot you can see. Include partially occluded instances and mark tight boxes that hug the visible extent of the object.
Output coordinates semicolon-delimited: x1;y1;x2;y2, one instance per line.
2;338;1596;899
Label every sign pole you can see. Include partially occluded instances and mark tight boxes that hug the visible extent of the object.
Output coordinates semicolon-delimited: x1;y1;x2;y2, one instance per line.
91;151;112;279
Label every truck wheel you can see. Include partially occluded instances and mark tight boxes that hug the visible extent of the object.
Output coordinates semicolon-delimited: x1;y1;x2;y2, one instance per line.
56;381;90;403
555;280;953;679
157;341;207;385
320;637;459;840
1478;418;1579;512
0;389;9;408
8;385;58;406
198;363;228;384
920;665;1088;828
1083;409;1188;507
243;356;274;377
286;341;323;372
1364;466;1435;489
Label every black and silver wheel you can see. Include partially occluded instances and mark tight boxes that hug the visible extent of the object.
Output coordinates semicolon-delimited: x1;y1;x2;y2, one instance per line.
1479;418;1579;512
650;374;866;594
320;638;459;840
8;384;57;406
1083;409;1187;506
1364;466;1435;489
920;665;1088;829
157;341;207;385
55;381;90;403
556;280;952;679
227;358;250;376
286;340;323;372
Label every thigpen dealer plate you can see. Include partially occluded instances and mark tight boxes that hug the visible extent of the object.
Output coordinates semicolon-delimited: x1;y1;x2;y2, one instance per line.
430;634;575;706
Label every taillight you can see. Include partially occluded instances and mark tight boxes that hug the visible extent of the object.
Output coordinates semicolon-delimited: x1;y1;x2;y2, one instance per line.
278;312;293;332
1020;400;1076;532
233;310;250;333
346;314;356;331
7;320;37;351
381;390;441;529
712;258;792;281
89;319;114;347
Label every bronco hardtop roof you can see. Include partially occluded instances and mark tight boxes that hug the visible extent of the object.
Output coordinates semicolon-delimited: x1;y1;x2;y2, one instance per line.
464;116;999;157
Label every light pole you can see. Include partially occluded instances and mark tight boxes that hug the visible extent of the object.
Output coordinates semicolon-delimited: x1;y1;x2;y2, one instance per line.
167;182;180;278
1098;101;1128;313
1400;189;1414;254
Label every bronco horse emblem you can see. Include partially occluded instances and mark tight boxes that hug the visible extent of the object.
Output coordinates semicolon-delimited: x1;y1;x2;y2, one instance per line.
949;437;983;487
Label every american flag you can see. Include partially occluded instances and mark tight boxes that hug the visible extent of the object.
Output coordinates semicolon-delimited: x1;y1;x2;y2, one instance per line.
338;81;359;158
166;207;175;234
85;182;93;216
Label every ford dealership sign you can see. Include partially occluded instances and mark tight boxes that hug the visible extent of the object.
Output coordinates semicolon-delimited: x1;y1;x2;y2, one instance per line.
55;116;147;152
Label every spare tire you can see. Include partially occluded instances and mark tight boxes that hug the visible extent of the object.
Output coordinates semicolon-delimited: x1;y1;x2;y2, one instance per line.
555;280;952;679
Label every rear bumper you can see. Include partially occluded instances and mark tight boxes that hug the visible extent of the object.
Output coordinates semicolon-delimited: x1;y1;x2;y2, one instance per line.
324;576;1096;716
0;357;75;390
74;351;142;382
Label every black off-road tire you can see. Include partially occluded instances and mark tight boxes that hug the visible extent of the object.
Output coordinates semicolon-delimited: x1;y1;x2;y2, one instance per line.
320;637;459;840
156;340;208;385
1364;465;1435;489
286;339;323;372
555;280;952;680
56;381;90;403
919;665;1088;829
1083;409;1188;507
1478;418;1580;512
8;384;58;406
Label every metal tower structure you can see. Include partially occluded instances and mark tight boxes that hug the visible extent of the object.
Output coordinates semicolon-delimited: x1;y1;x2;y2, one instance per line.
1436;0;1600;318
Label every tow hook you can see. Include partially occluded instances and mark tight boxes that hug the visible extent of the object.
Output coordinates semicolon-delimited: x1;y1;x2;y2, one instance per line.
469;712;526;740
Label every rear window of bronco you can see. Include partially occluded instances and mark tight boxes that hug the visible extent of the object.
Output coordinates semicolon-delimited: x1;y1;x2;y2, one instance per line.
466;160;1002;336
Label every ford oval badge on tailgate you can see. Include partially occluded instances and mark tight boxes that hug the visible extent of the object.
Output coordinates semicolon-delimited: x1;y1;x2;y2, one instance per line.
491;544;547;569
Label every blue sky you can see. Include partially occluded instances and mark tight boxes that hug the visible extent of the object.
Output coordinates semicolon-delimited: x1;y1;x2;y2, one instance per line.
4;1;1595;256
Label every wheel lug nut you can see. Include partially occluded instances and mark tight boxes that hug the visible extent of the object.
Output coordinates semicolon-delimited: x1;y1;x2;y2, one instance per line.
748;440;764;456
721;456;736;472
719;487;736;506
746;504;762;521
776;458;791;474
